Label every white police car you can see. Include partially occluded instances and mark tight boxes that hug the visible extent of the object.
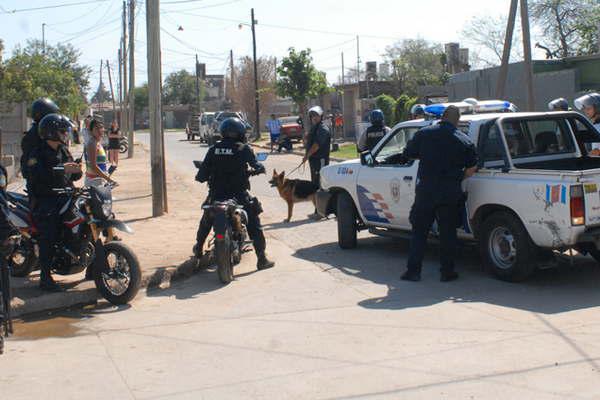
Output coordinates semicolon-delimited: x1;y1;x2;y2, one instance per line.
317;99;600;281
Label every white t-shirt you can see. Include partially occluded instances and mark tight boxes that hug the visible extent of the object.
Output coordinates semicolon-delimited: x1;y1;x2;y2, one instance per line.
81;128;91;146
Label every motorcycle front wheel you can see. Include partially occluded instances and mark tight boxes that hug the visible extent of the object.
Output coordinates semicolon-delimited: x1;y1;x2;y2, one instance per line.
215;230;233;284
94;242;141;305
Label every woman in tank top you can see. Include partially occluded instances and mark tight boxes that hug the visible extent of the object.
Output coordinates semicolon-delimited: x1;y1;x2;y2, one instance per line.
86;118;117;188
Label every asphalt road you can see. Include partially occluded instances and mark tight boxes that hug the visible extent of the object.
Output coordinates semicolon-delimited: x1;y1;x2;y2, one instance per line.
5;131;600;399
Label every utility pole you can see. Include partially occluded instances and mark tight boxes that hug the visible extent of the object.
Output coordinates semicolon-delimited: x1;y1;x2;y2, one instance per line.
118;47;123;125
122;1;128;136
42;23;46;54
195;54;200;112
106;60;117;113
496;0;518;99
520;0;535;110
251;8;260;141
146;0;167;216
356;35;360;83
97;60;104;107
128;0;135;158
341;51;345;139
229;49;235;106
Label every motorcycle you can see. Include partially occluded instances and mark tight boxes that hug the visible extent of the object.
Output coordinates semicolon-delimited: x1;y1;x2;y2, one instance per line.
193;152;268;284
119;136;129;154
3;168;141;305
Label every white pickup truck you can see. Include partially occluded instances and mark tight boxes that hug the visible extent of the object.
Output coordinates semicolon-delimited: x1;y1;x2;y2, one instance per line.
317;106;600;281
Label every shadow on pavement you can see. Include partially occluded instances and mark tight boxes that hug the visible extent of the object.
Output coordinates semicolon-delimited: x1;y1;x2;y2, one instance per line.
263;217;316;230
293;238;600;315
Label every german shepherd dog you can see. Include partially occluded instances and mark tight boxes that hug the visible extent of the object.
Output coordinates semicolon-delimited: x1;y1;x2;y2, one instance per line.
269;169;319;222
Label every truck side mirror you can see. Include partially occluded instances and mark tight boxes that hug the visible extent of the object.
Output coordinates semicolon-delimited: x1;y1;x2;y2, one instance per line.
360;151;374;167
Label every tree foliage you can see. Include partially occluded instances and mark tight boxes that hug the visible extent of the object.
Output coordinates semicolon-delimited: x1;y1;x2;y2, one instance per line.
384;39;448;97
90;82;112;104
276;48;330;115
0;39;90;117
395;94;417;123
374;94;396;126
460;14;523;67
531;0;600;58
133;83;149;115
162;69;205;106
229;56;277;127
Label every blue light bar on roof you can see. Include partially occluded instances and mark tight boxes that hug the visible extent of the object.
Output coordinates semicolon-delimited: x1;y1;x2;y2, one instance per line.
474;100;513;113
424;102;474;118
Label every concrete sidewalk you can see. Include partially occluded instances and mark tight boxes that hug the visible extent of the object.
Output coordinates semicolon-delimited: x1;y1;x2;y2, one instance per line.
10;144;208;317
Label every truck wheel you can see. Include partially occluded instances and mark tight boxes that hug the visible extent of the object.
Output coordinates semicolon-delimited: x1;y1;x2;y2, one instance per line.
337;192;357;249
479;211;536;282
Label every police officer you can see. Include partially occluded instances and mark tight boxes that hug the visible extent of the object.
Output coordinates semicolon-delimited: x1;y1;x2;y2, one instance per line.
26;114;83;291
400;106;478;282
410;104;426;120
303;106;331;218
21;98;60;181
357;109;390;152
575;93;600;155
194;117;274;270
548;98;569;111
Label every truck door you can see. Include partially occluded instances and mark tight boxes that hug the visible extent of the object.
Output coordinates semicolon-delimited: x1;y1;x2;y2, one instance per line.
356;127;419;229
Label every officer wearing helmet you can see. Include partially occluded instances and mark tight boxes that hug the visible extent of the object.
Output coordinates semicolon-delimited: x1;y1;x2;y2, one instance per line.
194;117;274;270
411;104;425;119
21;98;60;181
548;98;569;112
574;93;600;155
303;105;331;218
26;113;82;292
358;109;390;152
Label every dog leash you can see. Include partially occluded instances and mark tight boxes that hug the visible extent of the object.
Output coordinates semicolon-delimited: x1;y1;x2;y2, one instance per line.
287;160;306;177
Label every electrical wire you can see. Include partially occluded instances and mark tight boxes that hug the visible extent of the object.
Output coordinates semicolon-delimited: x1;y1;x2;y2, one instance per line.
0;0;110;14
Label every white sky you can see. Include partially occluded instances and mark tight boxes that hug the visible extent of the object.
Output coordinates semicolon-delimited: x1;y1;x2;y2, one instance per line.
0;0;535;97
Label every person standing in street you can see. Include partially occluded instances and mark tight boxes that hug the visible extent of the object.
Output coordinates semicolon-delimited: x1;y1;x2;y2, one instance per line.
357;109;390;152
266;114;282;153
26;114;83;292
85;117;116;188
575;93;600;155
400;106;478;282
21;98;60;183
303;106;331;219
108;120;121;166
81;115;92;146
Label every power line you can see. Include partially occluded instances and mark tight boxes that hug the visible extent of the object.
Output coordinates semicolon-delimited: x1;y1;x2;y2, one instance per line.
159;27;229;59
162;0;241;12
0;0;110;14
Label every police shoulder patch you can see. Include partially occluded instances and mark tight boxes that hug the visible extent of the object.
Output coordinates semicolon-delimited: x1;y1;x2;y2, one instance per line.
27;157;38;167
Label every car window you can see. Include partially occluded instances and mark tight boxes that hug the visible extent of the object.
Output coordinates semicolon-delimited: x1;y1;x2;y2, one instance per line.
375;127;419;162
501;118;575;158
481;124;506;162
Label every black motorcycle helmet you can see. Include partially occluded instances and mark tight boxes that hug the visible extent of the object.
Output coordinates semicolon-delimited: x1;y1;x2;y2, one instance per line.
31;98;60;123
38;113;71;144
219;117;247;142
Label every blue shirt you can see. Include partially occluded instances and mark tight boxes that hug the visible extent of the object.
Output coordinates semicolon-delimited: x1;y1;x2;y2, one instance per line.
266;119;282;135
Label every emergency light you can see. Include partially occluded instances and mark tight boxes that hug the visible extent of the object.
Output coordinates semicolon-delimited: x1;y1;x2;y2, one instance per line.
424;102;474;118
424;99;516;118
472;100;513;113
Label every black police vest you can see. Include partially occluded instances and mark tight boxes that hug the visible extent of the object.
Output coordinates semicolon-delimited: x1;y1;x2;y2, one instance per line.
365;126;386;151
210;140;250;198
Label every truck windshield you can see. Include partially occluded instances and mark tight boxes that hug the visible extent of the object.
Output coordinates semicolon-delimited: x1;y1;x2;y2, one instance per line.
501;118;576;159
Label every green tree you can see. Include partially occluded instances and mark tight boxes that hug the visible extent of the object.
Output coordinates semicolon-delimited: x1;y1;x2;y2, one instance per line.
531;0;600;57
1;40;90;116
162;69;205;106
133;83;149;115
394;94;417;123
375;94;396;126
276;48;330;123
384;39;447;97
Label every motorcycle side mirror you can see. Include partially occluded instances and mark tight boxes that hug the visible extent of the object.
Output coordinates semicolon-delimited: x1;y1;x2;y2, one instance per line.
360;151;375;167
256;152;268;162
193;160;203;169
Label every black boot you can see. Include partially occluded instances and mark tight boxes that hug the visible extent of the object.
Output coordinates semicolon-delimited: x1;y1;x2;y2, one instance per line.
256;252;275;270
440;271;459;282
400;269;421;282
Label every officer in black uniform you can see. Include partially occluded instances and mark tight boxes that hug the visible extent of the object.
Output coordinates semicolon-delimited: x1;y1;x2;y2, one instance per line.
21;98;60;182
400;106;478;282
26;114;82;292
194;117;275;270
358;109;390;152
303;106;331;218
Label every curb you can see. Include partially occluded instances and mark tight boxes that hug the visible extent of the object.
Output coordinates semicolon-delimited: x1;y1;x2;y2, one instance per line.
11;257;209;318
251;143;347;163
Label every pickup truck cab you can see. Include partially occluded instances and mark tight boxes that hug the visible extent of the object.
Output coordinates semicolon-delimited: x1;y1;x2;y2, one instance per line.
317;102;600;281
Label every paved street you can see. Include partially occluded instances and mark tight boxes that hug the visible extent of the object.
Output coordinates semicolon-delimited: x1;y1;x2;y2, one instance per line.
4;132;600;399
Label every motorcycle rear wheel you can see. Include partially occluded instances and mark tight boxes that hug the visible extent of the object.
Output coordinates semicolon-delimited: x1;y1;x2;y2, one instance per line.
94;242;141;305
215;231;233;284
119;143;128;154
